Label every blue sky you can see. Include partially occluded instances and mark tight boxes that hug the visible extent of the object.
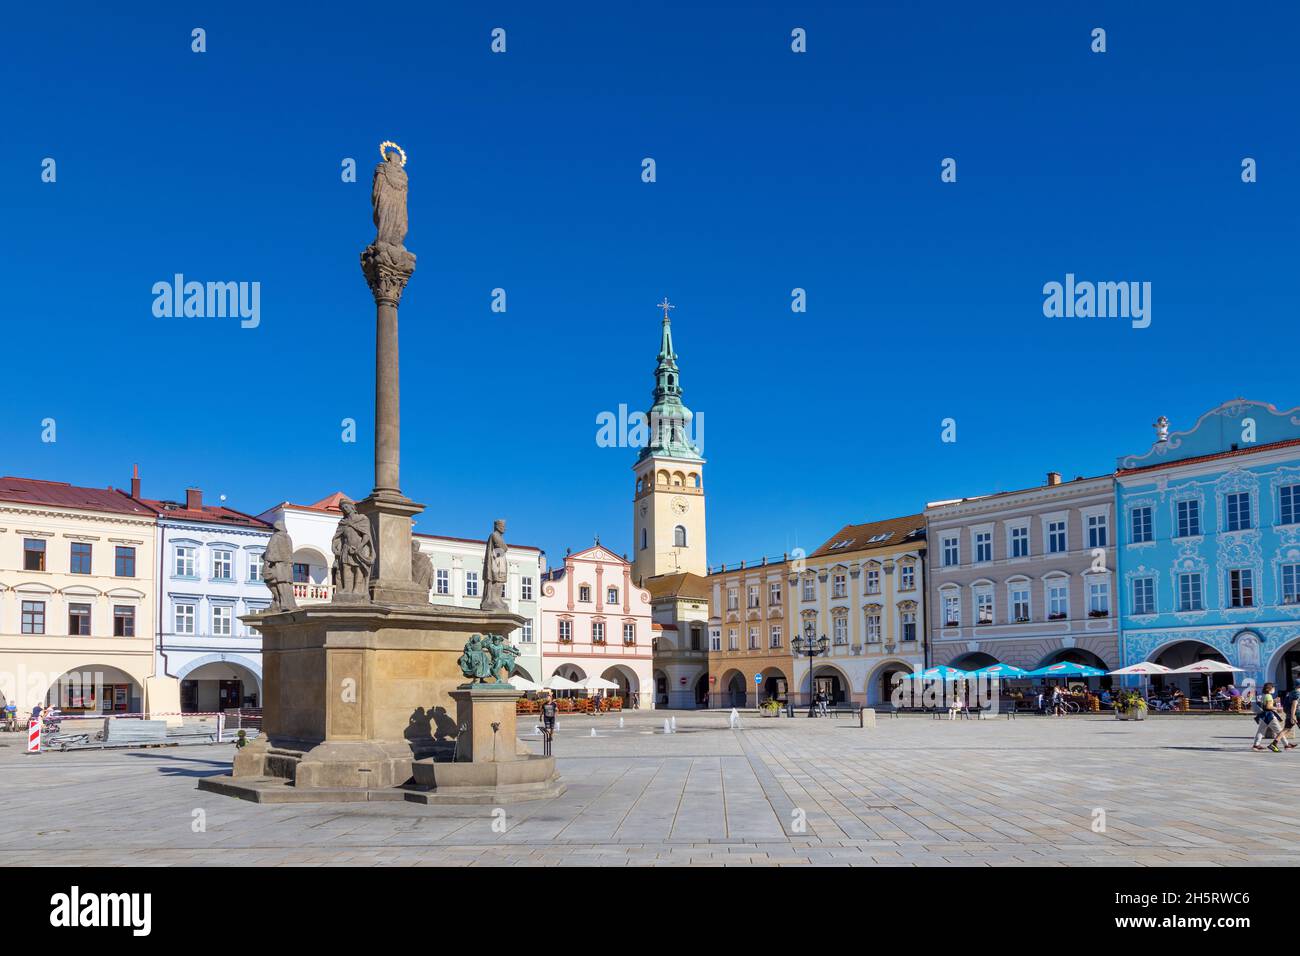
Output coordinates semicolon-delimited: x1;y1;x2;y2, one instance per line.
2;1;1296;566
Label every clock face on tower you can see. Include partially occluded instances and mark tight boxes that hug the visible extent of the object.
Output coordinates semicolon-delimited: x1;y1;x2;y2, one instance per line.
671;496;689;515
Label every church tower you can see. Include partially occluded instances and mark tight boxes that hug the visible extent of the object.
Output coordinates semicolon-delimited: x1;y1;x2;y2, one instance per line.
631;299;707;585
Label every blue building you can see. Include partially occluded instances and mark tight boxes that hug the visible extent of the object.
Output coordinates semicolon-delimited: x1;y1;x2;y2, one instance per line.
1116;399;1300;696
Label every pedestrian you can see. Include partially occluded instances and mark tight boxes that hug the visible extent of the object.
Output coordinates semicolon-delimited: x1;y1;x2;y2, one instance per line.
1252;682;1286;752
540;693;557;736
1281;685;1300;750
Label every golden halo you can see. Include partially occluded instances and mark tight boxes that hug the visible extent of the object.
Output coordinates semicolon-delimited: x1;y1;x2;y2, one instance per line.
379;141;407;167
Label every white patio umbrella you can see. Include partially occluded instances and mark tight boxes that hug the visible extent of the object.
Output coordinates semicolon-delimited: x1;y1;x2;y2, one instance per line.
581;676;620;691
1107;662;1172;676
507;674;540;691
1167;660;1244;674
543;675;580;691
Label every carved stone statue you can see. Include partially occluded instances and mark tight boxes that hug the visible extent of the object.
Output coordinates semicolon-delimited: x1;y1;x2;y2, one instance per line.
481;519;509;612
486;634;521;683
262;519;297;612
457;634;494;684
331;499;375;600
372;147;409;249
1154;415;1170;442
411;540;434;596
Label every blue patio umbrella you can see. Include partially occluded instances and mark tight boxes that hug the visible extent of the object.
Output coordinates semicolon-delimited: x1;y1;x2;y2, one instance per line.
1025;662;1107;678
970;663;1030;679
901;665;973;680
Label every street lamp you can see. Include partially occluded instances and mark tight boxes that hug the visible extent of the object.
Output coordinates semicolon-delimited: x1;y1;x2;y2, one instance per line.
791;621;830;718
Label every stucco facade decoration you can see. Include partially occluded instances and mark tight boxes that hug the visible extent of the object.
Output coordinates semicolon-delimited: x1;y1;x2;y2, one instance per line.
790;514;928;707
1115;399;1300;696
707;557;792;708
925;473;1118;681
539;543;653;706
0;476;157;715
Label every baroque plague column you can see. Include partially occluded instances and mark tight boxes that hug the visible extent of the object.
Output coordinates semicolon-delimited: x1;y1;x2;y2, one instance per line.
201;143;561;803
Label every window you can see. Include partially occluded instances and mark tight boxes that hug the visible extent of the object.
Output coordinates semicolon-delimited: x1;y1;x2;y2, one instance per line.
1228;569;1255;608
292;562;310;584
1047;520;1066;554
1011;586;1030;623
248;552;263;582
900;609;917;642
1088;579;1110;617
1047;580;1068;619
942;535;959;567
942;592;960;627
115;545;136;577
802;578;815;601
558;620;572;642
727;588;738;611
750;626;761;649
466;571;480;597
608;586;620;605
832;616;847;645
211;549;233;581
68;603;91;635
865;610;882;643
1087;513;1108;549
436;569;450;595
640;528;647;551
70;542;93;575
213;606;233;637
1225;492;1252;532
709;628;721;651
1010;525;1029;559
673;525;687;548
769;582;782;605
769;625;782;648
866;568;880;594
1132;577;1156;615
1283;565;1300;605
175;603;196;635
21;601;45;634
1130;506;1153;544
113;605;135;637
900;565;916;591
975;589;993;625
1282;485;1300;526
623;622;635;644
521;576;534;601
592;621;605;644
728;628;738;651
748;585;760;608
23;538;46;572
175;545;196;577
1177;500;1200;538
1177;573;1203;612
522;620;534;643
831;574;846;599
974;531;992;563
578;584;590;602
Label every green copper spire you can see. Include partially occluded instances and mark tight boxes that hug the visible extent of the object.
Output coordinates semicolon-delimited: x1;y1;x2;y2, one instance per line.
639;298;702;462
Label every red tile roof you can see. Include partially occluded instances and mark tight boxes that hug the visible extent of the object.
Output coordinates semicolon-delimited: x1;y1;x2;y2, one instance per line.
809;513;927;559
1118;437;1300;476
138;498;272;529
0;476;152;516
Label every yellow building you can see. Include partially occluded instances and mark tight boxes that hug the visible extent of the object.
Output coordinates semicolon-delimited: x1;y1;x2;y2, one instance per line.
0;477;159;715
707;557;792;707
790;514;928;707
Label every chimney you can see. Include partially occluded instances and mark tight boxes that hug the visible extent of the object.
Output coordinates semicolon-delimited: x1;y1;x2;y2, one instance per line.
1046;471;1061;486
185;487;203;511
130;464;141;499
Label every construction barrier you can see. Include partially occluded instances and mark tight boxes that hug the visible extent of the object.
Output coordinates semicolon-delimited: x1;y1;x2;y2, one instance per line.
27;719;40;753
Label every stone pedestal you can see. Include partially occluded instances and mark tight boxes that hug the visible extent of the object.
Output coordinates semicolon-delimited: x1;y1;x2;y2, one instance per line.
450;685;522;762
355;490;428;605
198;602;529;802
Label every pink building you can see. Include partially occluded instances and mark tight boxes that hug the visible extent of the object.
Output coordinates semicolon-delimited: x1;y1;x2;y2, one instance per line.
539;543;655;708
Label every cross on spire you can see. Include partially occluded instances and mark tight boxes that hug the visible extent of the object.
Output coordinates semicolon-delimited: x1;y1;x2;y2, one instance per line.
656;297;675;321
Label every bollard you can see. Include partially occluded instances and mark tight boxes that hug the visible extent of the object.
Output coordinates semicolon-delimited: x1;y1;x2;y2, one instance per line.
590;727;597;737
670;715;677;731
663;718;672;735
618;716;624;729
26;719;41;754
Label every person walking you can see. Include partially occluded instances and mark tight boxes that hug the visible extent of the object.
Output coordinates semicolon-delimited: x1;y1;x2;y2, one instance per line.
540;694;558;736
1253;683;1286;752
1281;685;1300;750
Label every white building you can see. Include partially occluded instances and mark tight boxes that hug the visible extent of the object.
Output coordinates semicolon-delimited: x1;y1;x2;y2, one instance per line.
141;482;272;713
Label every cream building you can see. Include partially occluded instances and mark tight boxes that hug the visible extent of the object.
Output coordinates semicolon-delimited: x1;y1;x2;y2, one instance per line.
791;514;928;707
0;477;159;715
